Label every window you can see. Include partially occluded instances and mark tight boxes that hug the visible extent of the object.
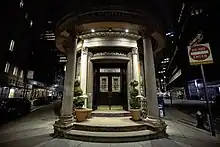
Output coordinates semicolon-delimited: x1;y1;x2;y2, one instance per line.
100;76;108;92
112;77;120;92
20;70;23;78
100;68;120;73
9;40;15;51
4;62;10;73
13;67;18;76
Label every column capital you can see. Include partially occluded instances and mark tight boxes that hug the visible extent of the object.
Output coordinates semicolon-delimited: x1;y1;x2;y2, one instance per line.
82;47;88;55
88;52;93;57
131;47;138;55
127;52;132;57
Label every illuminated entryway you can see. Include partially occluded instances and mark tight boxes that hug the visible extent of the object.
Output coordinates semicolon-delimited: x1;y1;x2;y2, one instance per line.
93;63;127;110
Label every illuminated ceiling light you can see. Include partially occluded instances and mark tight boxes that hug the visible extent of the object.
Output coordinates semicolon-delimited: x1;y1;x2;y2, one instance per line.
20;0;24;8
30;20;33;28
91;29;95;32
48;21;52;24
109;28;112;31
125;29;129;33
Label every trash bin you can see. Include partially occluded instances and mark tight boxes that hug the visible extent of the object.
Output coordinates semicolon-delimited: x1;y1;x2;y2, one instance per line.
158;96;165;117
196;110;205;129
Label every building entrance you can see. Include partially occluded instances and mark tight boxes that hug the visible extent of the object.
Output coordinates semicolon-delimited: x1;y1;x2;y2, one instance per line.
93;63;127;110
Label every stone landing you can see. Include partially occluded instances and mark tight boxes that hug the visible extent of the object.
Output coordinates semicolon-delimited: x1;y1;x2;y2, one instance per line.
92;110;131;117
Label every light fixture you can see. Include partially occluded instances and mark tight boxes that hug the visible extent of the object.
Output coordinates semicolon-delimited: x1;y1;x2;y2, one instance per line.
30;20;33;27
109;28;112;31
91;29;95;32
125;29;129;33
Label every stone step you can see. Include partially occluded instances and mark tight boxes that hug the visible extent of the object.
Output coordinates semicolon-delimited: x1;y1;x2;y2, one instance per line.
66;129;166;143
73;123;148;132
73;117;149;132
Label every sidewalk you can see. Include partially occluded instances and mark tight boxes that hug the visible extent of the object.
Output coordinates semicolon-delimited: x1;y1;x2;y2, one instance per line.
0;106;219;147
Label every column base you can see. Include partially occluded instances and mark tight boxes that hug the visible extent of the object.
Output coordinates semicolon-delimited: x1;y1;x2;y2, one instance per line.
79;95;88;108
143;116;167;135
53;115;74;137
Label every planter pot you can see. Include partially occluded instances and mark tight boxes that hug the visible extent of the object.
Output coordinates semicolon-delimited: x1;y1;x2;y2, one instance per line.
86;109;93;118
130;109;141;121
75;109;88;122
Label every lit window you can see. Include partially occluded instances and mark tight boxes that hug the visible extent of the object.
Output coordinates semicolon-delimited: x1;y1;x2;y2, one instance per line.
4;62;10;73
20;70;23;78
20;0;24;8
9;40;15;51
13;67;18;76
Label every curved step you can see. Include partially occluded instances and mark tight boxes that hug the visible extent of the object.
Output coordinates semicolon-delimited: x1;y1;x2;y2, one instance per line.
73;123;148;132
73;117;149;132
65;129;166;143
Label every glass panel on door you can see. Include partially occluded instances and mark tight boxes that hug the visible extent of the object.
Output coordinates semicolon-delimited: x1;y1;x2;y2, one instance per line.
100;76;108;92
112;76;120;92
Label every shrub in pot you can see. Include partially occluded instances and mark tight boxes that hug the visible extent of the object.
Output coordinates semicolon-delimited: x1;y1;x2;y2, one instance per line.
73;80;87;122
129;80;141;121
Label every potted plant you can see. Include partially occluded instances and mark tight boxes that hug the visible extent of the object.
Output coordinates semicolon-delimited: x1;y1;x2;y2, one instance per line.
129;80;141;121
73;80;87;122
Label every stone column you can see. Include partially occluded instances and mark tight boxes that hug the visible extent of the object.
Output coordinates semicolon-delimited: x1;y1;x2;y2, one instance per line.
127;52;133;110
131;47;141;93
54;36;77;135
80;47;88;108
143;38;159;117
87;52;93;109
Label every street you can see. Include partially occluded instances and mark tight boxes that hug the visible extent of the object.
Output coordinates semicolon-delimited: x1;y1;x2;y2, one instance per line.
0;101;219;147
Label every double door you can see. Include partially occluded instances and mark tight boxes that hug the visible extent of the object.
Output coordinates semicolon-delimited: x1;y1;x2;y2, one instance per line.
98;74;122;108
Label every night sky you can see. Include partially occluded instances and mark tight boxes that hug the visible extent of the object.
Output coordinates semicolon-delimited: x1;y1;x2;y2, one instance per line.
3;0;219;85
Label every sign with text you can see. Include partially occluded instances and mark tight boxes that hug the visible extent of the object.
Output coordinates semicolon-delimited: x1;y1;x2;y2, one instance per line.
188;43;213;65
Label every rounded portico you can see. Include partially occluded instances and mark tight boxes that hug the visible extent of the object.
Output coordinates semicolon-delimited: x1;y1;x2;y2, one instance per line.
54;5;166;135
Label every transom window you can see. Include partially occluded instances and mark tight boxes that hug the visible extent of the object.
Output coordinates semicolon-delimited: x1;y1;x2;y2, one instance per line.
100;68;120;73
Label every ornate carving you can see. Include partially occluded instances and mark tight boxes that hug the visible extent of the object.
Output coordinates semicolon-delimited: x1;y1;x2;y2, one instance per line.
93;52;127;57
79;31;141;40
132;48;138;55
82;47;88;55
88;52;93;57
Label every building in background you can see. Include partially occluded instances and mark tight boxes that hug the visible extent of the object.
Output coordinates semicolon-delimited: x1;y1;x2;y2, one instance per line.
0;1;31;98
165;2;220;99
